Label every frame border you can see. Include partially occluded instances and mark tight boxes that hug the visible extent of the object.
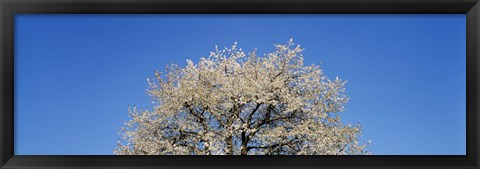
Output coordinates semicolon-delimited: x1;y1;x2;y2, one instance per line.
1;0;479;169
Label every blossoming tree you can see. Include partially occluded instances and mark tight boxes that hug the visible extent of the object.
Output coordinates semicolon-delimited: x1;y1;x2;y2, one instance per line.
114;39;370;155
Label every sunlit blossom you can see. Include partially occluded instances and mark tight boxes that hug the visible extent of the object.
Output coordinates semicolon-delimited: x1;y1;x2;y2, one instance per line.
114;39;370;155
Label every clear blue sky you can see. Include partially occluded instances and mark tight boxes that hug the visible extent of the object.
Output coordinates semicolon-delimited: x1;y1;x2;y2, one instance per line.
14;14;466;155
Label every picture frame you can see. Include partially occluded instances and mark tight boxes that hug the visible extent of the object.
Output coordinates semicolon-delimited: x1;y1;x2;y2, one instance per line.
1;0;479;168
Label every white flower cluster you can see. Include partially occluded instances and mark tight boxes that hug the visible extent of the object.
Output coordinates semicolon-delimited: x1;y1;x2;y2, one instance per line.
114;39;370;155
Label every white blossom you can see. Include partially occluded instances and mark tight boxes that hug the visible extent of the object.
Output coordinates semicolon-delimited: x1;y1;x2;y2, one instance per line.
114;39;370;155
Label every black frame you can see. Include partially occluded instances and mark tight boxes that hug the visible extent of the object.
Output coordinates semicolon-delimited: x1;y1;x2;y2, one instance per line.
1;0;479;168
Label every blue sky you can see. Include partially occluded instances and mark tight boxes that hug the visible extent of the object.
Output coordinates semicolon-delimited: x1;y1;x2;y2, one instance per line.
14;14;466;155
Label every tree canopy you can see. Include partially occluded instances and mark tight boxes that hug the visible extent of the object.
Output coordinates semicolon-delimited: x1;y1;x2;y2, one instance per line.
114;39;370;155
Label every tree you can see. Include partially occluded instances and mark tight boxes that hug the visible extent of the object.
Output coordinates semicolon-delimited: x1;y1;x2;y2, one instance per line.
114;39;370;155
